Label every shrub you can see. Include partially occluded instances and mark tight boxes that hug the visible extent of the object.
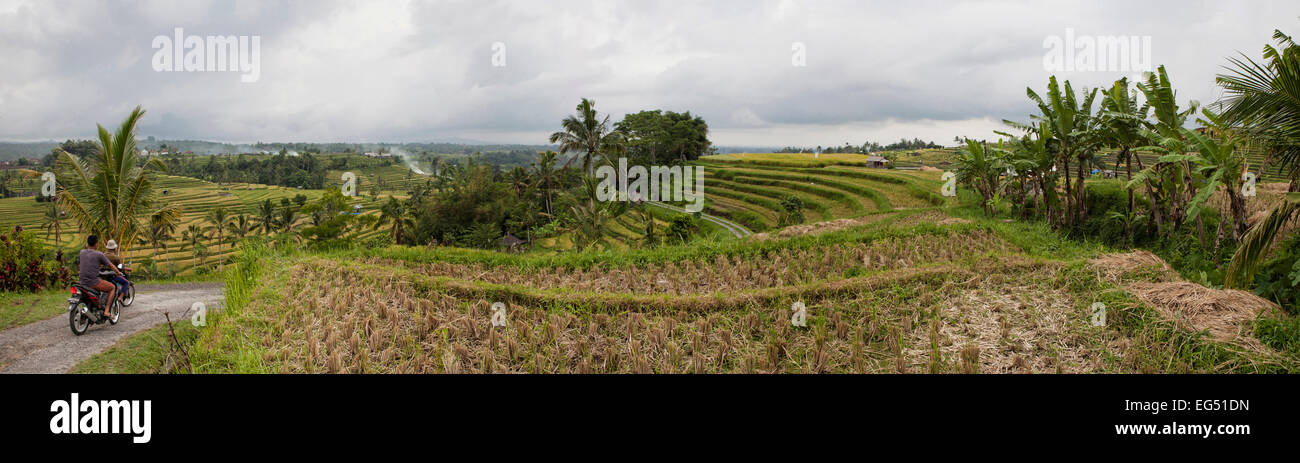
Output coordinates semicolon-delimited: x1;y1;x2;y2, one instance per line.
667;214;699;243
0;229;68;292
778;195;805;226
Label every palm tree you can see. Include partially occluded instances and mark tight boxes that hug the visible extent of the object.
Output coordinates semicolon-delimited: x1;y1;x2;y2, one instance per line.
231;214;253;240
256;199;277;234
549;98;626;175
182;224;206;274
374;196;414;245
204;206;232;271
143;209;180;274
277;206;299;234
534;150;559;216
567;176;624;249
40;204;66;246
55;105;179;251
1220;28;1300;287
507;166;530;195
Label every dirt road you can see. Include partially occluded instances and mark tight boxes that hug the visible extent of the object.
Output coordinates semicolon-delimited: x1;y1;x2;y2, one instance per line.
0;282;223;374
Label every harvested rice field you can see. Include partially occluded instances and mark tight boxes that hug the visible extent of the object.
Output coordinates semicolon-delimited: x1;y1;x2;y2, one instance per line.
192;211;1300;374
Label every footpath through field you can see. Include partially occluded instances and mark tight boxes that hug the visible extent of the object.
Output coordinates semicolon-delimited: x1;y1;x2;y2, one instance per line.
646;201;753;238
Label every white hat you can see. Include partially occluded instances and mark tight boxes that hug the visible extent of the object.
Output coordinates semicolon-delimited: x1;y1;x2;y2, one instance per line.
105;239;118;250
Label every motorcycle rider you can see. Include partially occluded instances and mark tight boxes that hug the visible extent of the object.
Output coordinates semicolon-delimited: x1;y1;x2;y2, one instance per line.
78;235;123;318
103;239;131;301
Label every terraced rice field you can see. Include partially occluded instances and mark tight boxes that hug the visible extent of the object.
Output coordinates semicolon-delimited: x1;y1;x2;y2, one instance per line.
0;173;394;275
690;157;951;232
197;211;1300;374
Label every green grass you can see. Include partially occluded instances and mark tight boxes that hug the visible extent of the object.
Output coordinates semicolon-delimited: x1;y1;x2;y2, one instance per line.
0;288;69;331
69;321;199;374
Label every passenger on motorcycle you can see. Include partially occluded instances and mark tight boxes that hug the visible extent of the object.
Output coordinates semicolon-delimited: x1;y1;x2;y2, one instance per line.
77;235;124;318
104;239;131;299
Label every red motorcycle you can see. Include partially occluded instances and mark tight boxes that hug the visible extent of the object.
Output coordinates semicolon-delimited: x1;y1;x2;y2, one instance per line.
67;269;124;336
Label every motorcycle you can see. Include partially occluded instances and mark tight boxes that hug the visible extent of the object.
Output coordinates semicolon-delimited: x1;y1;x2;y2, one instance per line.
67;270;124;336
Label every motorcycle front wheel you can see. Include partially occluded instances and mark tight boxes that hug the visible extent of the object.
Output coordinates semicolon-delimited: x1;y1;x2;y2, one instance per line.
121;285;134;307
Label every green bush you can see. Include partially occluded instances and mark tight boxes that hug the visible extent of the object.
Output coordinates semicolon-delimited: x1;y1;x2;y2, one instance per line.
0;229;68;292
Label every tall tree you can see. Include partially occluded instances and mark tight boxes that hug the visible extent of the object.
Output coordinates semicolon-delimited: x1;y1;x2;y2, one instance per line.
1221;28;1300;287
182;223;206;274
1099;76;1151;214
40;203;65;246
534;150;559;217
374;196;414;245
55;106;180;251
256;199;277;234
205;206;232;271
549;98;626;175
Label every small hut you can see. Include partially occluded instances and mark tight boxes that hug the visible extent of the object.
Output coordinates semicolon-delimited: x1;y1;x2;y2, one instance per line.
865;155;890;168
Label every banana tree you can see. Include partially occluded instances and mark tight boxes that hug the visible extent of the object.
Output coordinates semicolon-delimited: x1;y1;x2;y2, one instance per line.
954;140;1006;217
1017;76;1100;226
997;121;1056;220
1099;76;1151;213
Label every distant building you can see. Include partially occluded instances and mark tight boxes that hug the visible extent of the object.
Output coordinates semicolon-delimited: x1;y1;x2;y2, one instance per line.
364;152;393;158
865;155;890;168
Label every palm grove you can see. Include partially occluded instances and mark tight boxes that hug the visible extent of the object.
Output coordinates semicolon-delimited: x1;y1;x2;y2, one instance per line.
952;26;1300;311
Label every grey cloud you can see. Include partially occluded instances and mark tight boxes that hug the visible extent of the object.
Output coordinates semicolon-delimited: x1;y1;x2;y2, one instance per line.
0;0;1295;146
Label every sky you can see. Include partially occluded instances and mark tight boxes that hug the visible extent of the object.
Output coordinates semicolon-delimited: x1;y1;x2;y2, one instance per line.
0;0;1296;148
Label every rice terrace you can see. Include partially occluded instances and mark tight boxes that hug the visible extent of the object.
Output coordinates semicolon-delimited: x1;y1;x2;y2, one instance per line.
1;2;1299;380
12;0;1300;451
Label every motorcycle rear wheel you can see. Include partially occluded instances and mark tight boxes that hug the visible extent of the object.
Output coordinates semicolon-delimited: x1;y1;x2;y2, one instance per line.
69;303;90;336
108;300;120;325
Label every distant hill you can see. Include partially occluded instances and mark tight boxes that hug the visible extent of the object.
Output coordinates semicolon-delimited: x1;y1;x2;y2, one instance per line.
0;138;558;167
0;141;59;161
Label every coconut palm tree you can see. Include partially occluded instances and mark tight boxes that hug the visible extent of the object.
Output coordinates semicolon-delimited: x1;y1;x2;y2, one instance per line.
567;176;624;249
231;214;253;240
204;206;232;271
534;150;559;216
256;199;277;234
182;224;206;274
40;203;66;246
143;209;180;274
1220;28;1300;287
374;197;414;245
549;98;626;175
55;105;180;251
277;206;299;234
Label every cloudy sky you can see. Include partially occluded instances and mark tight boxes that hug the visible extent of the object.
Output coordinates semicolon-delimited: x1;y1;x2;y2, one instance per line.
0;0;1296;147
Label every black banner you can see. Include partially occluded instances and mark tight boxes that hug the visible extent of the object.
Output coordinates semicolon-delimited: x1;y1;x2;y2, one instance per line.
0;374;1292;452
